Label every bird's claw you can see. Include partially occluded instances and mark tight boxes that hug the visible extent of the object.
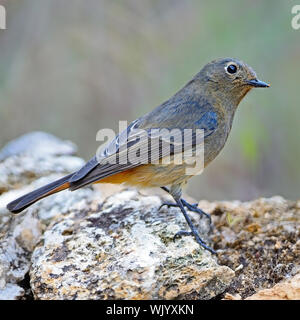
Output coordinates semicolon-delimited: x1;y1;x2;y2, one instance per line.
181;199;212;223
173;229;216;254
159;200;212;224
173;230;193;241
159;201;185;211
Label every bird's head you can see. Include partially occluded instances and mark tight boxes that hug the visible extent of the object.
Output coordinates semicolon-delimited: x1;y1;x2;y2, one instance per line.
196;58;270;106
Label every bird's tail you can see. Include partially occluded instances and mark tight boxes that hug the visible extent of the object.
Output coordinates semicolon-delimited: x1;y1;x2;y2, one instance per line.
6;173;73;214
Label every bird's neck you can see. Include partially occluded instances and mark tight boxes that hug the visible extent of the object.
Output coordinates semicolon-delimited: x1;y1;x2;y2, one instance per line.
193;78;252;114
182;79;235;116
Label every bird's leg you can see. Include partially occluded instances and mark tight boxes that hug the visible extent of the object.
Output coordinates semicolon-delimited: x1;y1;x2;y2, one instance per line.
160;186;215;254
173;198;216;254
160;187;212;224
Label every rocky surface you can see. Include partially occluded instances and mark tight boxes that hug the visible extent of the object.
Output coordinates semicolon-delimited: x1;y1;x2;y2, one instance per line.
224;272;300;300
0;132;85;299
246;273;300;300
0;132;83;194
0;132;299;300
204;197;300;299
29;189;235;300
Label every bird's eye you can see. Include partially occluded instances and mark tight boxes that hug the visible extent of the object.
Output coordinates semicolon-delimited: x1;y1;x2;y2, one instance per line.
226;64;237;74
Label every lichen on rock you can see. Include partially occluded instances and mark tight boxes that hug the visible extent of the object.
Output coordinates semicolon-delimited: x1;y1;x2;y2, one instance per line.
29;190;234;300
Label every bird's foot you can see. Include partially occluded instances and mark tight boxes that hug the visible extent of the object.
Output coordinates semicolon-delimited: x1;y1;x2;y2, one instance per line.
159;187;215;254
173;229;216;254
160;199;212;224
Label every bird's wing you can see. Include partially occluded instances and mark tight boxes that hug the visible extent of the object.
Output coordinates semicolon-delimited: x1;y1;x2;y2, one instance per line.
69;99;218;189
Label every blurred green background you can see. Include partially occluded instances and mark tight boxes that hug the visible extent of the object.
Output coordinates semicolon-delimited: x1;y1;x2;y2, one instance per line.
0;0;299;200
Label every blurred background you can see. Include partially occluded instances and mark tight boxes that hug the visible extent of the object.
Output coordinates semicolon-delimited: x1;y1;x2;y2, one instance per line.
0;0;299;201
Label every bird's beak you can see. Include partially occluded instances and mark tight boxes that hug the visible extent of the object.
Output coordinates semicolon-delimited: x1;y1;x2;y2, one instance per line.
246;78;270;88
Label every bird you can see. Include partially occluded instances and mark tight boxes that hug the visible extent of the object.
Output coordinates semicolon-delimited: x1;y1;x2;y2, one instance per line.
6;58;269;254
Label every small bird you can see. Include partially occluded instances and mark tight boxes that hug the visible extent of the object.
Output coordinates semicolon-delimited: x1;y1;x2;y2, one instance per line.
7;58;269;254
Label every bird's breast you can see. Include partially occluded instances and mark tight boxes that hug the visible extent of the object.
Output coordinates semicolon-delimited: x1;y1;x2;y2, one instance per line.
203;113;233;166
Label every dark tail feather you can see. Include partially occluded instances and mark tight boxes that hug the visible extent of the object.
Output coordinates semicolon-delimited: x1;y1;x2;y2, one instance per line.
6;173;73;214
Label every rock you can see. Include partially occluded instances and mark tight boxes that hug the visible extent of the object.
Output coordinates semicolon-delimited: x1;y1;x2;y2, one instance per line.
0;189;43;300
0;131;84;194
206;196;300;298
0;283;24;300
223;292;242;300
30;190;234;300
0;131;77;161
0;223;31;300
246;272;300;300
0;132;86;300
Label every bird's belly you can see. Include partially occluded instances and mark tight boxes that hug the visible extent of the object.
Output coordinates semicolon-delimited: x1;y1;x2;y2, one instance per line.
98;151;204;188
